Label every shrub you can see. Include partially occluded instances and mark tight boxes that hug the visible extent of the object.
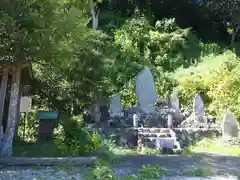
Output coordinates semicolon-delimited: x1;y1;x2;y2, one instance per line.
17;110;39;142
136;164;168;180
184;167;213;177
87;163;168;180
175;51;240;120
56;115;104;156
86;164;117;180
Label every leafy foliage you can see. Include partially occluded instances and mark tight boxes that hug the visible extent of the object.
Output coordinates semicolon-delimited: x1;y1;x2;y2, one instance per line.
184;167;213;177
110;17;203;103
56;115;104;156
3;0;240;157
175;51;240;119
87;163;168;180
17;110;39;142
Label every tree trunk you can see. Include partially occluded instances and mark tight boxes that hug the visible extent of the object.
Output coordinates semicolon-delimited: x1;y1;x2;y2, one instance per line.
0;64;21;157
90;0;99;30
231;25;240;47
89;0;102;122
0;68;9;148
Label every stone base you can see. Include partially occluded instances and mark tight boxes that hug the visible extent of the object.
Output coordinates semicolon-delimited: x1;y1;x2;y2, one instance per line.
99;126;222;151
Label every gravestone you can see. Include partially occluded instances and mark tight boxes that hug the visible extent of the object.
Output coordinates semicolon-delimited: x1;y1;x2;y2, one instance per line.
169;94;181;121
109;95;123;117
222;111;239;139
193;93;204;122
136;67;158;114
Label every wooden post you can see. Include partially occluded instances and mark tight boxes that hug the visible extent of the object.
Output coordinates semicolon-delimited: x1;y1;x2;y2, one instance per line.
0;69;9;129
0;68;9;141
0;64;21;157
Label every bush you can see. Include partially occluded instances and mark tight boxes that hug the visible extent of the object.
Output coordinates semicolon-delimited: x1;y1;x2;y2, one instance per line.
86;163;168;180
175;50;240;120
184;167;213;177
56;115;104;156
87;164;117;180
17;110;39;142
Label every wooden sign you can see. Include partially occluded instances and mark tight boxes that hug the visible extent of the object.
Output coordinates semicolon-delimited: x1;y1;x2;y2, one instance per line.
20;96;32;112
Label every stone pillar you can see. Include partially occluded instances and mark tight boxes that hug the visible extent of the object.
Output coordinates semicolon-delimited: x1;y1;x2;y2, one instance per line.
167;112;173;128
133;113;139;127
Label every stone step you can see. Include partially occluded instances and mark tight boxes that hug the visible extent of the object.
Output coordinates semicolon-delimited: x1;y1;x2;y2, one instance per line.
138;136;176;149
136;128;172;134
138;132;172;137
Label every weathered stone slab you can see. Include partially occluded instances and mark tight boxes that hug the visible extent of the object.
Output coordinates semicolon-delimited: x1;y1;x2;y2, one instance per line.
222;110;239;139
156;138;175;149
136;67;158;114
170;94;182;122
109;95;123;117
193;94;204;122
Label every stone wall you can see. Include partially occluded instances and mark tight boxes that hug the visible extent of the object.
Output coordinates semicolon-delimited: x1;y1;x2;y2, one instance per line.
173;128;222;148
105;127;223;149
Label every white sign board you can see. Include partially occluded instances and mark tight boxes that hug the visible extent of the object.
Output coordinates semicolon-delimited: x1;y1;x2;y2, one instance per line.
20;96;32;112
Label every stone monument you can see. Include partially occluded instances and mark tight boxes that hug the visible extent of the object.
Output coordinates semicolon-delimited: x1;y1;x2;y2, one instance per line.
169;93;181;121
136;67;158;114
222;110;239;139
193;93;204;122
109;95;123;117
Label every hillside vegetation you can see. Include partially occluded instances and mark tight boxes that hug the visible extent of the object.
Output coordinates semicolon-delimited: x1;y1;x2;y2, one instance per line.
1;0;240;156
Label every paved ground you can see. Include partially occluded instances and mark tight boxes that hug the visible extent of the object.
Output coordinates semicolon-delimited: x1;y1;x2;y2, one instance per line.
0;153;240;179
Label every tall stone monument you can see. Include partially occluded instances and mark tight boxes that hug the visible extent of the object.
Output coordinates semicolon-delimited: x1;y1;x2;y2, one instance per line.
136;67;158;114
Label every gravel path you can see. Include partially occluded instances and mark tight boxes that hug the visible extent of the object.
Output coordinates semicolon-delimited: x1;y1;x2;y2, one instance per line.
0;166;84;180
0;153;240;180
0;167;238;180
114;153;240;176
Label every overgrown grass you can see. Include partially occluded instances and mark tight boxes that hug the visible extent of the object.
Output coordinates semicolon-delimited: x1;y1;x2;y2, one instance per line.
13;139;62;157
13;138;160;157
183;138;240;156
86;163;168;180
183;167;213;177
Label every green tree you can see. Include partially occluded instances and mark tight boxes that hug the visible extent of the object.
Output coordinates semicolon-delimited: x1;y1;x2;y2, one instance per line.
198;0;240;46
0;0;112;157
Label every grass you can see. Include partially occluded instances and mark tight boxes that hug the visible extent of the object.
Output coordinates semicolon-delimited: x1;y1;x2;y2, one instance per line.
13;138;160;158
183;167;213;177
183;137;240;156
13;139;62;157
